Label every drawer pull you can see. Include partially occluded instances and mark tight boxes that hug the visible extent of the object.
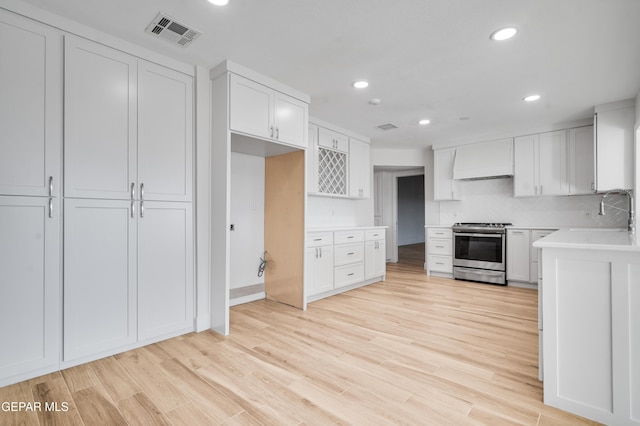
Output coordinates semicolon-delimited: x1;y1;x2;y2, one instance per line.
435;245;444;249
313;238;322;241
347;252;354;255
436;262;444;265
347;273;354;276
347;236;355;239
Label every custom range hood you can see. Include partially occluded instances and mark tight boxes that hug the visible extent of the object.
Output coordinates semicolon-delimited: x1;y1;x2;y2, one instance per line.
452;138;514;180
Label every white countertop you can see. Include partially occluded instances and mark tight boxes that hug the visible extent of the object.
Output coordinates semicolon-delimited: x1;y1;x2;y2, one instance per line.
532;229;639;252
307;225;388;232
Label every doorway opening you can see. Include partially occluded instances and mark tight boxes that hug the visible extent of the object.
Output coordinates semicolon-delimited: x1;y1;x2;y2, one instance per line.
373;167;425;266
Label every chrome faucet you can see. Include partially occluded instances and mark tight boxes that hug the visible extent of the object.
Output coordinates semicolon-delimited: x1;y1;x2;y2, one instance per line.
598;189;635;233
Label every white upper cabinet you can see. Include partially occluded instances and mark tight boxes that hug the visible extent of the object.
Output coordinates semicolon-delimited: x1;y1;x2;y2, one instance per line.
64;36;137;200
229;73;308;149
349;138;371;198
514;131;568;197
0;12;61;197
65;37;193;201
433;148;459;201
138;61;193;202
538;130;568;196
594;100;635;192
568;126;595;195
318;127;349;152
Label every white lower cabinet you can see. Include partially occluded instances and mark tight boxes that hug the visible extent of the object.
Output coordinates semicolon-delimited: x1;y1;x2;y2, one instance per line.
305;232;334;296
365;229;386;280
507;228;556;285
426;227;453;275
306;227;386;302
64;199;137;361
137;202;193;341
0;196;60;386
64;199;193;362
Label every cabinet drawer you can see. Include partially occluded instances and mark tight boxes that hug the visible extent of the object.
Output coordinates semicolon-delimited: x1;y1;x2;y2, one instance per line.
334;242;364;266
427;228;452;239
365;229;385;241
334;263;364;288
428;255;453;273
427;238;452;255
334;230;364;244
307;232;333;247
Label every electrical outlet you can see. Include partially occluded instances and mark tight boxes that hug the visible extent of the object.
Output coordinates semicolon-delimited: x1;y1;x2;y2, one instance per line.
584;211;593;219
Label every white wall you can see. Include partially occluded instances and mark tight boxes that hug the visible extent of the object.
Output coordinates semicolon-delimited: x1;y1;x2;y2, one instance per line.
397;175;425;245
229;152;265;289
372;148;425;167
438;178;628;227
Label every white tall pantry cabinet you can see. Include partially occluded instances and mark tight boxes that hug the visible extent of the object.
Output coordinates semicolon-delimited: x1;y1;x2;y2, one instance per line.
64;37;194;363
0;8;195;386
0;11;62;386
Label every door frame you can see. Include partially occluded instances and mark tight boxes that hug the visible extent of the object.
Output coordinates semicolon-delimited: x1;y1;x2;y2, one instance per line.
388;169;425;263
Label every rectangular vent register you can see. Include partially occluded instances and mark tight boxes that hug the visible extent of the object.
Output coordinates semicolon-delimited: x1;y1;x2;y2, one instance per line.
145;12;201;47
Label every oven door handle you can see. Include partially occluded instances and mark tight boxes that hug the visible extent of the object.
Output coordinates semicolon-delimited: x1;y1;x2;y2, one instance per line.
455;267;505;276
454;232;503;238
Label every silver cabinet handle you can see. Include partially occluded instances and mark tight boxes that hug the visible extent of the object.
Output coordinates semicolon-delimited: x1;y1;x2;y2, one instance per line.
131;200;135;218
275;127;279;139
315;248;319;258
140;200;144;218
140;183;144;201
48;198;53;218
270;126;274;138
131;182;135;200
347;273;354;276
49;176;53;196
347;252;354;255
319;247;323;257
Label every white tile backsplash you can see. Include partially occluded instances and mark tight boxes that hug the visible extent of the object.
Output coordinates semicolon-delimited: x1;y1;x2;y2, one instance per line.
438;178;629;228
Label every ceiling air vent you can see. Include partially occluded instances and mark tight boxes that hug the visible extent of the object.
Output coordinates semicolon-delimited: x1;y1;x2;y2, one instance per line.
145;12;201;48
375;123;399;131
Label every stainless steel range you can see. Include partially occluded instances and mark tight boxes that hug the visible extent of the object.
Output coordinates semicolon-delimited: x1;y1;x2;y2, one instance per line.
452;222;512;285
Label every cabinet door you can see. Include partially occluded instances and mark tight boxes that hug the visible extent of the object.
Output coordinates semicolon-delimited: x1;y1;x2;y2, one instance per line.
305;246;334;296
64;199;137;361
138;61;193;202
514;135;538;197
365;241;386;279
318;127;348;152
506;230;530;281
433;148;458;200
0;196;59;383
138;202;194;341
229;74;272;140
274;92;307;148
64;37;137;199
595;107;635;192
538;130;568;196
569;126;595;195
349;138;370;198
0;12;61;197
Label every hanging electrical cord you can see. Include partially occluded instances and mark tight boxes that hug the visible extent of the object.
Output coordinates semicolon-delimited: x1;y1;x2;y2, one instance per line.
257;251;268;277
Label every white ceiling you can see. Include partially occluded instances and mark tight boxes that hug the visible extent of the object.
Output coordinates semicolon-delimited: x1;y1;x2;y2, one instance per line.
14;0;640;149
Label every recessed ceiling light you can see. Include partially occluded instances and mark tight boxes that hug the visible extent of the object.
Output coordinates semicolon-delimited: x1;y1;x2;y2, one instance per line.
523;94;541;102
208;0;229;5
353;81;369;89
490;27;517;41
418;119;431;125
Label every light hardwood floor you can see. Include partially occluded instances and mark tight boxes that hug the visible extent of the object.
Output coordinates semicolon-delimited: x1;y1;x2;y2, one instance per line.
0;261;599;425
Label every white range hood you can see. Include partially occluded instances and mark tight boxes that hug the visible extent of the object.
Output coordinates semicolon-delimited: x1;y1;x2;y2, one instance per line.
452;138;514;180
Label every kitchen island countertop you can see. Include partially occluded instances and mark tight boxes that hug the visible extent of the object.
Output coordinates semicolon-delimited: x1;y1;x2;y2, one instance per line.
532;228;639;252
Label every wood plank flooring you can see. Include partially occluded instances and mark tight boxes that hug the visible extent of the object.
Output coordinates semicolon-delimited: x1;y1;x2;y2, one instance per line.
0;261;599;425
